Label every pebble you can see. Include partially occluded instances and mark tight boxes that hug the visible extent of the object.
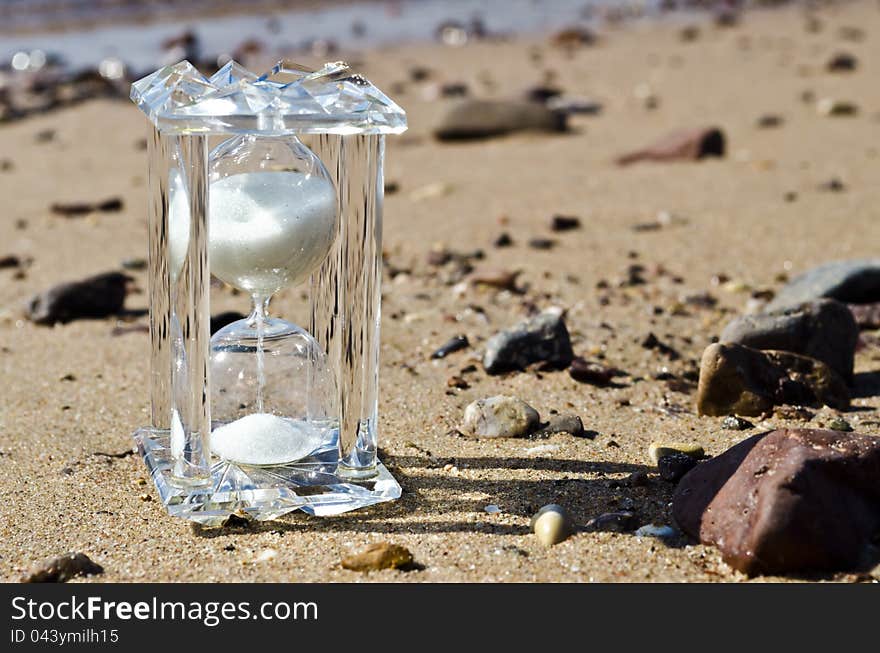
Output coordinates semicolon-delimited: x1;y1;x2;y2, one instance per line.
484;504;502;514
818;177;845;192
756;114;784;129
27;271;131;325
721;415;755;430
341;543;415;572
569;357;618;386
697;343;850;417
765;259;880;312
817;98;858;117
22;552;104;583
470;268;520;291
525;443;561;455
641;332;680;360
674;428;880;575
528;237;556;250
493;232;513;248
434;99;567;141
624;471;650;487
462;395;540;438
825;416;852;432
0;255;21;269
550;26;596;48
409;181;453;201
550;215;581;232
483;310;573;375
531;413;585;438
531;504;572;546
254;549;277;563
616;126;725;165
586;511;638;533
121;257;148;270
634;524;677;539
50;197;124;217
720;298;859;381
430;334;469;359
826;52;857;72
658;452;698;483
546;96;602;115
648;442;705;465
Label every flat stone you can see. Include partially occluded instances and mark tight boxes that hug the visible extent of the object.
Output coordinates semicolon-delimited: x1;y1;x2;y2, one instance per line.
586;511;638;533
766;259;880;312
697;343;849;417
27;271;131;325
827;51;857;72
22;552;104;583
616;126;725;165
462;395;540;438
569;357;618;386
720;299;858;382
434;99;567;141
673;429;880;576
341;543;415;572
483;311;573;375
430;334;470;359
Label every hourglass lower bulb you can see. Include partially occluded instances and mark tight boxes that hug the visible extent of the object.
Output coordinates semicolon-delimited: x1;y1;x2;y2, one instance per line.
170;135;338;466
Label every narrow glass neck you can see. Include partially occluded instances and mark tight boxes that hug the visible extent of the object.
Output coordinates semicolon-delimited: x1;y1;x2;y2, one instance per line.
248;295;271;323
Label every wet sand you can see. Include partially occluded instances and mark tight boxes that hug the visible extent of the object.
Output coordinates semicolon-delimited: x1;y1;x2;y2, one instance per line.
1;0;879;582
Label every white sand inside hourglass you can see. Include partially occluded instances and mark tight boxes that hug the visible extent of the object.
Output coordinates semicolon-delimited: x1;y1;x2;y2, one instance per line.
213;171;336;294
168;170;337;294
211;413;325;466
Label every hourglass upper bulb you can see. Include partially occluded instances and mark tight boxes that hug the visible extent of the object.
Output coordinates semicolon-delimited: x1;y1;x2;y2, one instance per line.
169;135;338;297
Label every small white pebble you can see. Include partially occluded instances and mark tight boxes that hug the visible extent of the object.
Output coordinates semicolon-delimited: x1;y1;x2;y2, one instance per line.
635;524;676;539
254;549;277;563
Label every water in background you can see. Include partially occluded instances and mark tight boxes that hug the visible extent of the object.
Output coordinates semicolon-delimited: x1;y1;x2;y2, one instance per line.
0;0;676;72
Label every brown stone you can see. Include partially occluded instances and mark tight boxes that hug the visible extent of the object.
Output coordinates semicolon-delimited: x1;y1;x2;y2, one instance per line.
616;126;725;165
696;343;849;416
22;552;104;583
341;542;415;572
673;429;880;575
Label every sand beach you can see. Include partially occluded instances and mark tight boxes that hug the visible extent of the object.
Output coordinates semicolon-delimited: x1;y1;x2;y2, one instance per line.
1;0;879;582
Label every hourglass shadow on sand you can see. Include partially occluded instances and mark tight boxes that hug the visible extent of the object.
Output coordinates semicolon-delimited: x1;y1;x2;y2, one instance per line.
190;454;666;538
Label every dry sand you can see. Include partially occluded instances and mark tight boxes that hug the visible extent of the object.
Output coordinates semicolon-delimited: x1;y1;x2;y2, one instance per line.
1;1;880;582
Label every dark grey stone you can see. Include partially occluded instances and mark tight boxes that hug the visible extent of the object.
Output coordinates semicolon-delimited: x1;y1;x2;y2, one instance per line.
720;299;858;382
434;99;567;141
766;259;880;312
483;311;573;375
658;452;698;483
586;511;638;533
27;271;130;325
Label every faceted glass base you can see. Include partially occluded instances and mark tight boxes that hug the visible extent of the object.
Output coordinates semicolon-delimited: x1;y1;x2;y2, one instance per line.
133;427;401;525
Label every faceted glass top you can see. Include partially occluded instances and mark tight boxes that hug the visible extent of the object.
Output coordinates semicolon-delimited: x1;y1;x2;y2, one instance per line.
131;60;407;135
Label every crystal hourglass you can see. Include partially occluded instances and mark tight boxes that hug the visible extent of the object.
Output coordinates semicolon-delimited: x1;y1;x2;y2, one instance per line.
173;134;338;466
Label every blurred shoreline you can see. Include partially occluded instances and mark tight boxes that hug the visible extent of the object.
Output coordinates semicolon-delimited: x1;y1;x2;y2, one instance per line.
0;1;818;79
1;0;354;36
